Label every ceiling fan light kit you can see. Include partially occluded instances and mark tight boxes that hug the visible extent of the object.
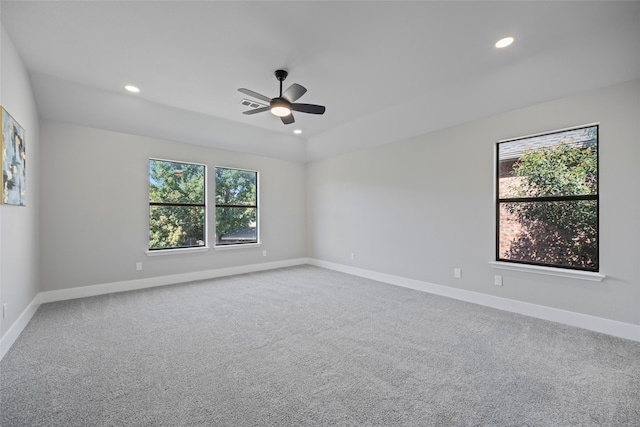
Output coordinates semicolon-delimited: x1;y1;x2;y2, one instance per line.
270;99;291;117
238;69;326;125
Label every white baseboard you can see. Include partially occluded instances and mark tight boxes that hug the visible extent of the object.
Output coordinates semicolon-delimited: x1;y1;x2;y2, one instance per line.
0;295;40;360
2;256;637;363
0;258;308;361
308;258;640;342
39;258;309;304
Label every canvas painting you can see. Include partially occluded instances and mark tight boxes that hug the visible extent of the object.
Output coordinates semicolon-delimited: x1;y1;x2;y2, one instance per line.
1;107;26;206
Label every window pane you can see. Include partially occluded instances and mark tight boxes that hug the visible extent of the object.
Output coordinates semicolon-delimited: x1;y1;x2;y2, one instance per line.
498;126;597;199
149;206;206;249
215;168;256;206
150;160;205;204
216;207;257;245
149;158;206;251
498;200;597;270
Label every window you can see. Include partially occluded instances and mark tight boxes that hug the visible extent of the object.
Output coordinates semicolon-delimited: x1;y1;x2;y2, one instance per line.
496;124;598;271
149;159;206;250
215;167;258;246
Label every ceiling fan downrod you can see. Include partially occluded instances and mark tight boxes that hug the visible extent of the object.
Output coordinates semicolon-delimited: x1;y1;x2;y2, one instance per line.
275;69;288;97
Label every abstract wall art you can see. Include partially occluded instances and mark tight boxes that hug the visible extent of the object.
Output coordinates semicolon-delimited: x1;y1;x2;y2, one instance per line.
1;107;26;206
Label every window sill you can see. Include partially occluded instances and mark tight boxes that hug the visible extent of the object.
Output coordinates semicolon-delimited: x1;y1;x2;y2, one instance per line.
489;261;605;282
214;243;261;251
146;247;209;256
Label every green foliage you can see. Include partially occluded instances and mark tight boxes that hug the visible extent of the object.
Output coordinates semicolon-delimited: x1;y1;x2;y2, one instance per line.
149;160;205;249
150;161;205;204
215;168;257;243
508;142;597;198
504;142;598;269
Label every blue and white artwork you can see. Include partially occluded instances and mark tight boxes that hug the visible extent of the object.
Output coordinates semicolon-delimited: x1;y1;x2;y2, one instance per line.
1;107;26;206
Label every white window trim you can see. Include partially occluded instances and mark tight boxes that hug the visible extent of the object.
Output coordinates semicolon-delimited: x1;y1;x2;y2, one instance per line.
494;124;600;278
489;261;605;282
148;158;208;252
146;247;210;257
214;166;260;248
214;242;262;251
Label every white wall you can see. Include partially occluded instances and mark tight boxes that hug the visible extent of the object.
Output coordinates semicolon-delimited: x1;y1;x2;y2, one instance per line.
0;25;40;338
307;78;640;326
39;121;306;291
1;21;637;349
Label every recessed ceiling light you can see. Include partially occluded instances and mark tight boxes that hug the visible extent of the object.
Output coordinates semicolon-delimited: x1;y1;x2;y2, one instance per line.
125;85;140;93
495;37;514;48
294;129;302;134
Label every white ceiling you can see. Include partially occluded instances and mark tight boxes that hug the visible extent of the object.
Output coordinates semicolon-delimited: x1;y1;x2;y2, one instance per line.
2;1;639;162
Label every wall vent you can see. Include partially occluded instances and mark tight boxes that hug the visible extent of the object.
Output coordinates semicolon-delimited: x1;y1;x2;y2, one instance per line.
241;99;268;109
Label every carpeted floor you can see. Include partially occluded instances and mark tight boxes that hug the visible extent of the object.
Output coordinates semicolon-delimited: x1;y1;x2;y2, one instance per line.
1;265;639;426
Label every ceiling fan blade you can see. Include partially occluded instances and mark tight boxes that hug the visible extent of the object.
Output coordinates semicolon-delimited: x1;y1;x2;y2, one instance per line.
282;83;307;103
281;114;295;125
291;103;326;115
238;88;272;103
242;106;270;115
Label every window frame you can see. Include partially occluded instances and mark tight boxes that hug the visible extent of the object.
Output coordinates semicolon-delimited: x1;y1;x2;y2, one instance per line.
214;166;259;247
495;124;599;272
148;158;208;252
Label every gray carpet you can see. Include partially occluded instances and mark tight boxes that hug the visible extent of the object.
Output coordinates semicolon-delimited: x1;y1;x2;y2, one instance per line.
1;265;639;426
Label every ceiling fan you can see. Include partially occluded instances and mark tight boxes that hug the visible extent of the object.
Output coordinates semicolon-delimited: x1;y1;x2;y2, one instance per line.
238;70;326;125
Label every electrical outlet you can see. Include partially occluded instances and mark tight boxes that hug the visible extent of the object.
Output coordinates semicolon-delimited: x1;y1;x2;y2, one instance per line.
454;268;462;279
494;275;503;286
262;250;267;257
350;252;355;261
2;303;6;319
136;262;143;271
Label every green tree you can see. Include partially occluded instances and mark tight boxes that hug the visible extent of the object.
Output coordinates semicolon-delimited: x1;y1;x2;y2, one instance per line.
504;140;597;269
149;160;205;249
215;168;257;243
